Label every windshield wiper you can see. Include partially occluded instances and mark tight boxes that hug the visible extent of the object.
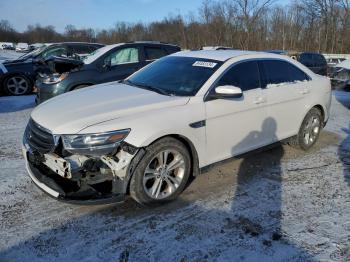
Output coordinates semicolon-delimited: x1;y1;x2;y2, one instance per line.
123;80;175;96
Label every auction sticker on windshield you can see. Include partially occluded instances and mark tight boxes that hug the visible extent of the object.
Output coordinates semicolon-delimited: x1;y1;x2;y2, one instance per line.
192;61;217;68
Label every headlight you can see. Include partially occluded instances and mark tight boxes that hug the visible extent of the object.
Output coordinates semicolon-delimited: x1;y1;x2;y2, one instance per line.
62;129;130;156
43;73;69;84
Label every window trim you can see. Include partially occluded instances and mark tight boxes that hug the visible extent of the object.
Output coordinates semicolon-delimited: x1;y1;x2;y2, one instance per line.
203;58;312;102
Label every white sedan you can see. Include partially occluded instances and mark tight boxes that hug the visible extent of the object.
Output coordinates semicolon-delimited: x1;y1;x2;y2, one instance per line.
22;50;332;205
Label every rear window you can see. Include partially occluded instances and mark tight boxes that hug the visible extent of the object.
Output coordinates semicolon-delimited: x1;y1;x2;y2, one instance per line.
313;54;327;66
259;60;310;87
298;53;313;67
70;45;97;54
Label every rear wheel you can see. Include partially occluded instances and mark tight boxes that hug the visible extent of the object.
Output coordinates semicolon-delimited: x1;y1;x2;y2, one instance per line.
4;75;32;96
289;108;323;150
130;137;191;205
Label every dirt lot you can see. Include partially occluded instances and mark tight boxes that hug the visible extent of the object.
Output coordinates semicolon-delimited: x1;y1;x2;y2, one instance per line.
0;91;349;262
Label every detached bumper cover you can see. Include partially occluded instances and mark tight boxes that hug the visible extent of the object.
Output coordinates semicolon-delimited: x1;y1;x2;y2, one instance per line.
22;138;126;205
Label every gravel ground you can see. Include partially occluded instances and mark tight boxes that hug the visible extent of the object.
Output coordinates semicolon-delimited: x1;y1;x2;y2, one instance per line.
0;88;349;261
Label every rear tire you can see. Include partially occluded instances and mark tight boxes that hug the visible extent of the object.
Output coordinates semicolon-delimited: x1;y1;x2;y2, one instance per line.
129;137;191;206
289;108;323;150
3;75;32;96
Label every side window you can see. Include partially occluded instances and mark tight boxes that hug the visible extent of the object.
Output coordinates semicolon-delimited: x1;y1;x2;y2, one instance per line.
259;60;309;87
286;63;310;81
313;54;326;66
41;46;67;59
69;45;93;55
216;61;260;91
259;60;290;86
144;47;167;60
105;47;139;66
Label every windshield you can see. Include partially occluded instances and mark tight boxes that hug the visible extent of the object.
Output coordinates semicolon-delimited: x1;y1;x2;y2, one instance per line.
18;45;47;60
83;44;121;64
127;56;222;96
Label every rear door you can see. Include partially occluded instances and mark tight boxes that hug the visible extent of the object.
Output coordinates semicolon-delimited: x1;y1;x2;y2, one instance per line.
97;45;143;83
259;59;311;140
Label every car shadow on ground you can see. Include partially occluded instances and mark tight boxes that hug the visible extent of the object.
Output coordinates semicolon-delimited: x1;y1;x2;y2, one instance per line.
0;117;320;261
335;90;350;187
0;95;35;113
338;125;350;188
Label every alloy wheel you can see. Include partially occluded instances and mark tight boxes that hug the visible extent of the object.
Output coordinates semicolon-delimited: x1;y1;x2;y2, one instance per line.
143;149;186;200
303;116;320;145
6;76;29;95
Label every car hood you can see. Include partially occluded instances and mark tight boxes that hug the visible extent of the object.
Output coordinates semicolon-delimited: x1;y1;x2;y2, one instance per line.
3;57;32;65
31;82;190;134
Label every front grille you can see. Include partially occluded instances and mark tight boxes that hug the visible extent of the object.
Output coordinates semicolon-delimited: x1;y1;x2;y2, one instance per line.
26;118;56;153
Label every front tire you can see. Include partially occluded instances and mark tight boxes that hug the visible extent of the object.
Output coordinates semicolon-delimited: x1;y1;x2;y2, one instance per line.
3;75;32;96
130;137;191;205
289;108;323;150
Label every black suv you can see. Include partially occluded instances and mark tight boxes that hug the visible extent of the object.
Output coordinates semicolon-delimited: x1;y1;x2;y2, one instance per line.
295;52;328;76
0;42;104;96
35;41;181;104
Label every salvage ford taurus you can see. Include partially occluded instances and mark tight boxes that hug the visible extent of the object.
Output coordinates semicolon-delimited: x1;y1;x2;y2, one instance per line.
22;50;331;205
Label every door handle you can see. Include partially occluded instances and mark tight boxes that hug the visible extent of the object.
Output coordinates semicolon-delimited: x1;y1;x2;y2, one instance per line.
253;97;266;104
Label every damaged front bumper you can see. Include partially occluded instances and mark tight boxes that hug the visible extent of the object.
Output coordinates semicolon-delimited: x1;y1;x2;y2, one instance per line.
22;135;141;205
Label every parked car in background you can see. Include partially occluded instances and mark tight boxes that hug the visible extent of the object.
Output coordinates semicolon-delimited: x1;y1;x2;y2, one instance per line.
23;50;331;205
35;41;181;104
28;43;45;52
265;51;328;76
294;52;328;76
3;45;15;50
0;42;15;50
329;59;350;88
0;42;104;96
327;58;345;67
16;43;30;52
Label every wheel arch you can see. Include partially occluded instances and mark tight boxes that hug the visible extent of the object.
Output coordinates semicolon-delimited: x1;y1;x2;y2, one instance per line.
124;134;200;195
142;134;200;177
312;104;325;123
1;72;34;93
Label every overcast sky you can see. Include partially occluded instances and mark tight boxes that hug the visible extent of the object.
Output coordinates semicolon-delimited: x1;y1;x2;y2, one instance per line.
0;0;205;32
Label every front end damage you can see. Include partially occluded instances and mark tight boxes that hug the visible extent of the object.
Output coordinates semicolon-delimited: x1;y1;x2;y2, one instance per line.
330;67;350;88
22;120;144;204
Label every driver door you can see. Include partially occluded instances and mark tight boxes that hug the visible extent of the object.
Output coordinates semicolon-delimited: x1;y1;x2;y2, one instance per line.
204;60;269;164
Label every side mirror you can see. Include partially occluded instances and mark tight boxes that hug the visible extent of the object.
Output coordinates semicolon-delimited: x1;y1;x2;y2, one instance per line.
213;85;243;99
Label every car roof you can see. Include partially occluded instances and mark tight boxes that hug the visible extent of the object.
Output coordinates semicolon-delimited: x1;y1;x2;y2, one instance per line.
171;50;264;62
46;42;104;46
